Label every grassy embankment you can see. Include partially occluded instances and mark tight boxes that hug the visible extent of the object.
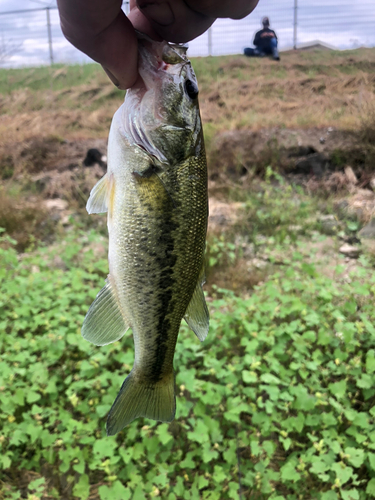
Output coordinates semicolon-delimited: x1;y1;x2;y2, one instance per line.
1;48;375;500
1;47;375;250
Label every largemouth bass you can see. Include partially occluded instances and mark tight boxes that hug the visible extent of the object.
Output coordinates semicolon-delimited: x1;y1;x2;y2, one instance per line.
82;34;209;436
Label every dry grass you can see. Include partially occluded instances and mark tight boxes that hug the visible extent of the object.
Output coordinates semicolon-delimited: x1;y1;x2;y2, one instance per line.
1;47;375;248
198;50;375;142
0;48;374;147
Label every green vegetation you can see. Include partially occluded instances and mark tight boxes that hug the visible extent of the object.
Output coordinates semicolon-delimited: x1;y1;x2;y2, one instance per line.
2;48;375;499
243;170;320;242
1;220;375;499
0;48;373;95
0;64;106;94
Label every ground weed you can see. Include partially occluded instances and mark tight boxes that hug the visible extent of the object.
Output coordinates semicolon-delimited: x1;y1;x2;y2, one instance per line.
1;228;375;499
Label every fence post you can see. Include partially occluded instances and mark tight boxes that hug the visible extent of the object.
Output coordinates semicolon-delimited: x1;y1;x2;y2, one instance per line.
46;6;54;65
208;26;212;56
293;0;298;49
123;1;129;15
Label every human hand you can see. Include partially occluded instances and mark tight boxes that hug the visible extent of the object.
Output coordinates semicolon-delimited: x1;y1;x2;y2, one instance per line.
57;0;259;90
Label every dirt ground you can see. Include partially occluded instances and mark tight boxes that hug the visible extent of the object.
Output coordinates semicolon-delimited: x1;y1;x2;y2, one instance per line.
1;47;375;262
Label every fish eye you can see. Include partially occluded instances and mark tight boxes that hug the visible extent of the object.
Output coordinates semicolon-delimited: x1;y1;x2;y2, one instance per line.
185;79;199;100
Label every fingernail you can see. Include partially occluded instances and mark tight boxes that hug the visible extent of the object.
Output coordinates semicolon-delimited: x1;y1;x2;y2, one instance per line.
102;66;121;88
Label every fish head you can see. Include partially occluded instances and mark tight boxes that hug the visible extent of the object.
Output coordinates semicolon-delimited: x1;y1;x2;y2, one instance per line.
123;35;203;166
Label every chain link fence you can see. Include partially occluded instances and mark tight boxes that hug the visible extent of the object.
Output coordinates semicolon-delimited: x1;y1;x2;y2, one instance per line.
0;1;374;68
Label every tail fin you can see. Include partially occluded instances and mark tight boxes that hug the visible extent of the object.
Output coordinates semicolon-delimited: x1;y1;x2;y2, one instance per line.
106;370;176;436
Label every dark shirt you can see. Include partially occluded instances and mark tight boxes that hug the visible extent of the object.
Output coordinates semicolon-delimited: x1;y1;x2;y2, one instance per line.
253;28;278;50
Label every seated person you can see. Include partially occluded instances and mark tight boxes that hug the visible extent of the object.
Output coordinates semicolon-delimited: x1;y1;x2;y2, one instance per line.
244;17;280;60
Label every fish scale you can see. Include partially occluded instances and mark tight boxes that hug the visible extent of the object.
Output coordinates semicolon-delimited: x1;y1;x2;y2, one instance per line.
81;34;209;436
120;155;207;378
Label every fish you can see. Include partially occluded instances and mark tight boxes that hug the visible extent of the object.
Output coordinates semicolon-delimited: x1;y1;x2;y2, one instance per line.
82;33;209;436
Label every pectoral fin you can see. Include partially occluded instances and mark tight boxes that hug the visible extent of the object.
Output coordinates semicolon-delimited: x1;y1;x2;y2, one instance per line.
82;277;129;346
184;271;209;342
86;173;115;214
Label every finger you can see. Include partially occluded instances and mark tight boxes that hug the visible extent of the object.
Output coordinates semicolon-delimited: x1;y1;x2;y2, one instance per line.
187;0;260;19
96;12;139;89
136;0;215;43
57;0;138;89
128;0;163;41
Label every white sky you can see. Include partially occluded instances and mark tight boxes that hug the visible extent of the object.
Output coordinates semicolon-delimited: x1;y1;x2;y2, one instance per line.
0;0;374;67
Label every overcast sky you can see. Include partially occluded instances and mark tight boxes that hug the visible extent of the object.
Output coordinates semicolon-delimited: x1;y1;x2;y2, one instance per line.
0;0;374;67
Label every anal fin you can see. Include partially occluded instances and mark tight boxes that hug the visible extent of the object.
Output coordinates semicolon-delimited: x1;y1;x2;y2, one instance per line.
82;277;129;346
184;267;209;342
